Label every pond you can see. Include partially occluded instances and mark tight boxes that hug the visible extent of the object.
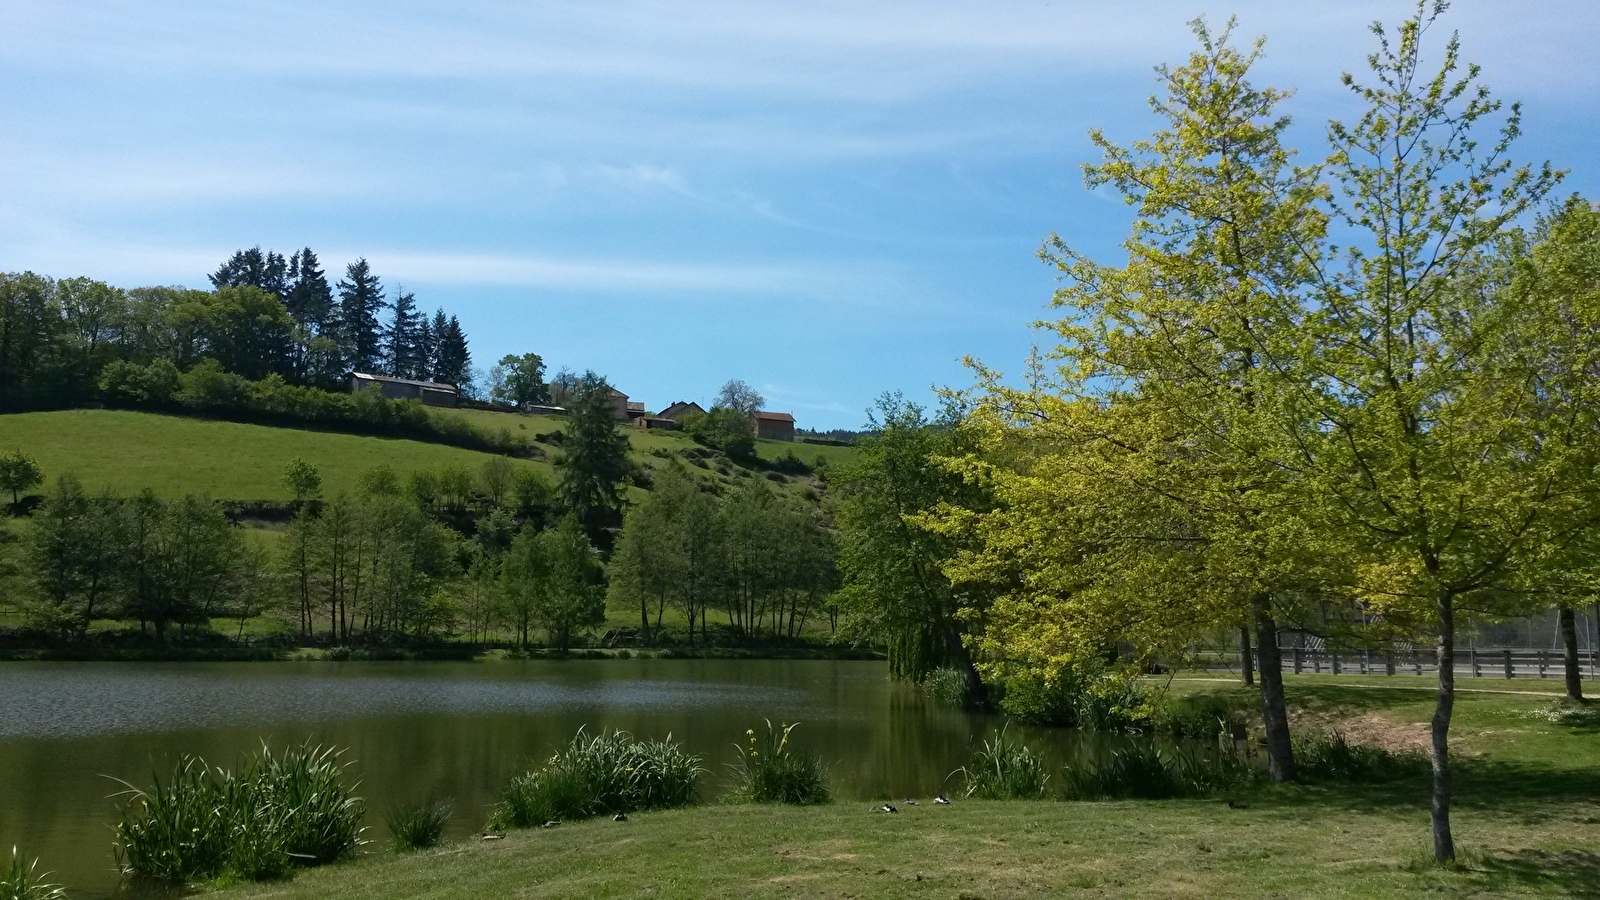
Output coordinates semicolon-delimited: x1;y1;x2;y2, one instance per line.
0;659;1114;897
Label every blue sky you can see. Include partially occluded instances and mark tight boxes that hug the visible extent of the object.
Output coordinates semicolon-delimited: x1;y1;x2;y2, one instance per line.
4;2;1597;429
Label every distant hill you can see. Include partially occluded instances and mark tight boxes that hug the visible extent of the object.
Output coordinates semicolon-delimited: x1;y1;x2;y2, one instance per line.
0;407;856;503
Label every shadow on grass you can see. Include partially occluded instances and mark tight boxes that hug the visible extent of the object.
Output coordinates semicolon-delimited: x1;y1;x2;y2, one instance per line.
1240;757;1600;815
1470;848;1600;899
1283;684;1438;717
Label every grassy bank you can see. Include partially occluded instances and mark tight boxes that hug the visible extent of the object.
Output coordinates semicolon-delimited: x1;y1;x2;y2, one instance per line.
0;409;555;498
212;675;1599;899
220;795;1599;899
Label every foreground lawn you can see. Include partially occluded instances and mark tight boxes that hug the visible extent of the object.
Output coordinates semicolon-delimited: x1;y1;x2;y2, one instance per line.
220;676;1600;899
223;795;1600;899
0;409;554;499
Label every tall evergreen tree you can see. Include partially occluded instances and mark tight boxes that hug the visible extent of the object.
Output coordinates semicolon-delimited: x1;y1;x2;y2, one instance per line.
336;258;387;373
385;286;423;378
416;311;441;381
433;315;471;386
210;247;287;299
285;248;333;331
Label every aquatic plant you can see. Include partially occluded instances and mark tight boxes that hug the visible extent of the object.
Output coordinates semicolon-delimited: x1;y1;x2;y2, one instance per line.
954;727;1050;800
728;720;831;805
1149;693;1248;739
112;742;365;884
1;847;65;900
386;800;453;852
492;728;706;829
1060;744;1252;800
923;666;976;709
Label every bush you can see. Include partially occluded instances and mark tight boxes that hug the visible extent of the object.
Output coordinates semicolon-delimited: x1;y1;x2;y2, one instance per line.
1293;731;1427;783
112;743;364;884
1060;744;1250;800
955;727;1051;799
1;847;65;900
728;721;831;804
491;728;706;829
386;800;452;852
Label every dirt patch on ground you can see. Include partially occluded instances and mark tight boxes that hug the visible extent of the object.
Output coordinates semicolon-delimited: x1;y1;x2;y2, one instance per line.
1290;709;1432;754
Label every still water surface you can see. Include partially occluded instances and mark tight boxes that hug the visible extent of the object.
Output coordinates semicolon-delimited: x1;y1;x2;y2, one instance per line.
0;659;1088;897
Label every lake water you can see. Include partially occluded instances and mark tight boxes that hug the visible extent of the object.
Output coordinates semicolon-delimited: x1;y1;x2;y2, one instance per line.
0;659;1098;897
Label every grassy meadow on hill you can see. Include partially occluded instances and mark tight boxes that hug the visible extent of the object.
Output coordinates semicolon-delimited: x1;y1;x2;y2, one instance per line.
0;406;855;503
0;409;558;500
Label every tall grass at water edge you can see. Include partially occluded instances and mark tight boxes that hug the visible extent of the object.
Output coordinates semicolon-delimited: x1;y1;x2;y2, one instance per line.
1;847;64;900
728;720;832;804
492;728;706;829
953;727;1051;799
111;743;364;884
923;666;976;708
386;800;453;852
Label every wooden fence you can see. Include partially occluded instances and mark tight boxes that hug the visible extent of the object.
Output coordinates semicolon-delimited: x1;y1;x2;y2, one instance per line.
1206;647;1599;680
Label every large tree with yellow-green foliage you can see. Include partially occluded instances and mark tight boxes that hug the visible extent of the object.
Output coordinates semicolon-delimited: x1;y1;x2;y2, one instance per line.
936;16;1326;781
936;2;1595;861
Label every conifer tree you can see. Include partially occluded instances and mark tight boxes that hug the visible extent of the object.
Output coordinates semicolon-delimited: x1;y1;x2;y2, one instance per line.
385;286;423;378
285;248;333;332
433;315;471;386
335;258;387;373
210;247;287;298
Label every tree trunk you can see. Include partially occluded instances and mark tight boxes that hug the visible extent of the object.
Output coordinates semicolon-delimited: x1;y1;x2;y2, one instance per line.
639;595;651;646
1431;592;1456;863
1559;606;1583;702
1240;625;1255;686
1252;597;1295;781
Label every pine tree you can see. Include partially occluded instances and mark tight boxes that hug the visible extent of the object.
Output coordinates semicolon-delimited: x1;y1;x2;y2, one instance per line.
335;258;387;373
415;311;440;381
211;247;287;298
385;286;423;378
285;248;333;331
433;315;471;386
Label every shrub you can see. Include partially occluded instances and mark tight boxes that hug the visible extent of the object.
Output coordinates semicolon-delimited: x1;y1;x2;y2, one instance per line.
386;800;453;852
1293;731;1427;783
112;743;364;884
924;666;976;709
955;727;1050;799
491;728;706;829
999;671;1079;725
1060;744;1251;800
1;847;65;900
728;721;831;805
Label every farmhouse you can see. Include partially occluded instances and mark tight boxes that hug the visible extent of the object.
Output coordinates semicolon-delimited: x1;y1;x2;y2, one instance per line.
348;372;459;407
753;410;795;441
655;400;705;422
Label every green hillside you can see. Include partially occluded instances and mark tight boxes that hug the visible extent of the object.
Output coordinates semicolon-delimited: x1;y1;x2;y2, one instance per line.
0;409;556;500
0;407;856;502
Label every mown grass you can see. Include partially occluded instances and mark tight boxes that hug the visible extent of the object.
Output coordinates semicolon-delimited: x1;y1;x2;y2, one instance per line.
0;410;554;499
218;796;1600;899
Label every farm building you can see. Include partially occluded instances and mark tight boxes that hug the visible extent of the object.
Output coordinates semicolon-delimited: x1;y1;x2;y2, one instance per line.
348;372;459;407
753;410;795;441
655;400;705;422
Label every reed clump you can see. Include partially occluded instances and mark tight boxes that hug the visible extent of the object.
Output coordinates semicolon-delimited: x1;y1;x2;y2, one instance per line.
923;666;976;709
386;800;453;852
1059;744;1252;800
1;847;65;900
491;728;706;829
728;721;831;804
112;743;364;884
954;727;1051;799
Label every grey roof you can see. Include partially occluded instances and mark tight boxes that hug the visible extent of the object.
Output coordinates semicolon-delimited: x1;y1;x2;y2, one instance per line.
349;372;459;392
